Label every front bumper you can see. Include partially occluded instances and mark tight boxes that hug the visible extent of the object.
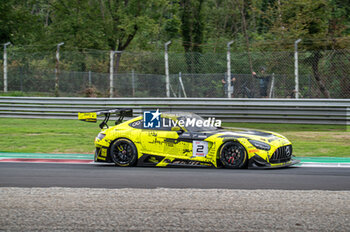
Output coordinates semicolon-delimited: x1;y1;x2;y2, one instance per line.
248;154;300;169
95;147;111;163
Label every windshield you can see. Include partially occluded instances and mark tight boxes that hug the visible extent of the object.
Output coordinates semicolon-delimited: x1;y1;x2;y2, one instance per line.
175;114;219;132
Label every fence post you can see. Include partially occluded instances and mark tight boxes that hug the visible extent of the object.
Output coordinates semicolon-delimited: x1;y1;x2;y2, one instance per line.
3;42;11;92
164;41;171;98
294;39;302;99
179;72;187;98
227;41;234;98
55;42;64;97
109;50;115;98
88;71;92;88
178;72;181;97
269;73;275;98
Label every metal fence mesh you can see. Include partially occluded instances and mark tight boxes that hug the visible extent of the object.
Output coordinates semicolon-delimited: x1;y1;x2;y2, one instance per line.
0;47;349;98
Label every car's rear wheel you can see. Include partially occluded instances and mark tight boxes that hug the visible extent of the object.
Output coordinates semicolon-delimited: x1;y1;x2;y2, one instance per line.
219;141;247;169
110;138;137;166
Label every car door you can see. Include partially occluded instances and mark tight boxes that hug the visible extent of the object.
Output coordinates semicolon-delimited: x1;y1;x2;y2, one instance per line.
140;117;179;156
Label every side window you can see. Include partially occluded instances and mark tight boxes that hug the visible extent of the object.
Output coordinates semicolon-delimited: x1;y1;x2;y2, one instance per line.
138;116;177;131
129;119;143;129
156;117;176;131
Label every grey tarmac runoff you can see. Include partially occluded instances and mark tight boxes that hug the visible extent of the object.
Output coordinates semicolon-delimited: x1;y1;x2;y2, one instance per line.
0;163;349;190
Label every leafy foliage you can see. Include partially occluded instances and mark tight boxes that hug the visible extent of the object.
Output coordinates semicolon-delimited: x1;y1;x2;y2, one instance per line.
1;0;349;97
1;0;348;52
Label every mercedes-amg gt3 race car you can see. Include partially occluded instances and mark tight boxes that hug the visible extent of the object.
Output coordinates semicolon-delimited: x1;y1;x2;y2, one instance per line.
78;109;299;169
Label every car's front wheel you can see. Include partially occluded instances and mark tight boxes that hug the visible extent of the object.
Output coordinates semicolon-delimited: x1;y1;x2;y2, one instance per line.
110;138;138;166
219;141;248;169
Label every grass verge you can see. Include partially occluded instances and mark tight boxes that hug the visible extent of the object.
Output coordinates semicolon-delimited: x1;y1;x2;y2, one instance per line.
0;118;100;154
0;118;349;157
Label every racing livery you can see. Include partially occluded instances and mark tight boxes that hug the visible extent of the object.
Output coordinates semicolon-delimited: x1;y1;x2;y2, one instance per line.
78;109;299;169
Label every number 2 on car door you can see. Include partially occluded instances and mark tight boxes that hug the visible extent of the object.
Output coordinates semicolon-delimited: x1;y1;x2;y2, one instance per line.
193;141;208;157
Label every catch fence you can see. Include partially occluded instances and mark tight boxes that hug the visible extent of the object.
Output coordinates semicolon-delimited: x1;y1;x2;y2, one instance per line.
0;48;349;98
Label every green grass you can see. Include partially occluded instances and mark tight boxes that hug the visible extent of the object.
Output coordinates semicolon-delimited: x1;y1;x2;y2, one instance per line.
0;118;349;157
0;118;100;154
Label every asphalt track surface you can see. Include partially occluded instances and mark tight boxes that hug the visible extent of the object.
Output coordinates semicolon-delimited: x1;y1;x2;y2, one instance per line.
0;163;349;190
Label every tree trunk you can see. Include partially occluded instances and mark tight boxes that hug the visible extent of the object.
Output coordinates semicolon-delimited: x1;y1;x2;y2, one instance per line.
311;51;331;98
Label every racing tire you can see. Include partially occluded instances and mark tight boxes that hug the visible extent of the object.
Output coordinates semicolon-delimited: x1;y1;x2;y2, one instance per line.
219;141;248;169
110;138;138;167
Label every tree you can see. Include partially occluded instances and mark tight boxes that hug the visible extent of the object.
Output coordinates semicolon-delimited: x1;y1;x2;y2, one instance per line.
180;0;206;73
264;0;350;98
96;0;171;95
0;0;43;45
44;0;172;95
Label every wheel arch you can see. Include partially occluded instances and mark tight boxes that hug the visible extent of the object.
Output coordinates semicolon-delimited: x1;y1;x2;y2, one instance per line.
216;138;240;159
108;136;135;152
108;137;138;166
217;139;249;169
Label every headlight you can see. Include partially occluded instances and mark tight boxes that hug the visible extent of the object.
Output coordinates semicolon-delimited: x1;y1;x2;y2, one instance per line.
249;140;271;151
96;133;106;140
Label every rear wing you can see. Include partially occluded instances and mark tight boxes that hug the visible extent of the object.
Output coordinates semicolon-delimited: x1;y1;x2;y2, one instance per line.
78;108;132;129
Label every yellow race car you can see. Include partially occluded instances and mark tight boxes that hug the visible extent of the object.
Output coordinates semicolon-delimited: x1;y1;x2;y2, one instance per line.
79;109;299;169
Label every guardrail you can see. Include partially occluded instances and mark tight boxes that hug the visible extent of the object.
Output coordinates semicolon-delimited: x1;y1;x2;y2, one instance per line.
0;97;349;125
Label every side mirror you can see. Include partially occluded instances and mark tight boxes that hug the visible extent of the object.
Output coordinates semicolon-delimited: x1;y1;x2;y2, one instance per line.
171;126;181;131
171;126;184;134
